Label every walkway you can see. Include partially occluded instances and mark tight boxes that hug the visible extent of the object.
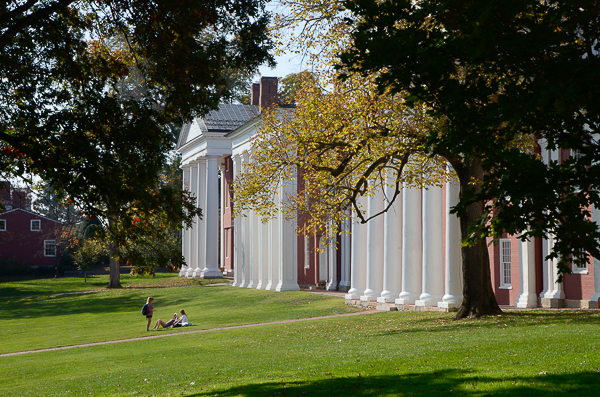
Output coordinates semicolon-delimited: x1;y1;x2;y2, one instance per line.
0;310;377;358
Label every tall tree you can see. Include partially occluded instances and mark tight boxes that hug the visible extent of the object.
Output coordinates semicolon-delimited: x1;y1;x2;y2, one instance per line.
236;0;509;318
340;0;600;278
1;0;273;287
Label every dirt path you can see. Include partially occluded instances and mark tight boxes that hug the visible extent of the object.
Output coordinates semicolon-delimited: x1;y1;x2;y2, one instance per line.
0;310;377;358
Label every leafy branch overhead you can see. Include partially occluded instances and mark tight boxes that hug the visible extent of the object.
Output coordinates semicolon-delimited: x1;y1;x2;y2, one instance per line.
0;0;273;276
340;0;600;273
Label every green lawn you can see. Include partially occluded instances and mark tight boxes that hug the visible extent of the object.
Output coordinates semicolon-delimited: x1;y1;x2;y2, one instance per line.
1;276;599;396
0;272;226;298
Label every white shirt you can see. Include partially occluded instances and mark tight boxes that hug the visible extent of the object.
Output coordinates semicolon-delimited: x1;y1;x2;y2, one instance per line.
179;314;189;325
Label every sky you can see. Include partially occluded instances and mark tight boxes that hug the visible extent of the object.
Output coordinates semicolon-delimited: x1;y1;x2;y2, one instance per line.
254;1;307;81
256;48;309;81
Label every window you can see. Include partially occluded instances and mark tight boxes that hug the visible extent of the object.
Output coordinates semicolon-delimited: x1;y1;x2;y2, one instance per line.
0;219;5;231
572;249;589;274
31;219;41;231
44;240;57;257
499;239;512;288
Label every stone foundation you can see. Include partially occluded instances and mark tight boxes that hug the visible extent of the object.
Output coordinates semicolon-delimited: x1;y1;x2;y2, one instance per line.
346;300;458;312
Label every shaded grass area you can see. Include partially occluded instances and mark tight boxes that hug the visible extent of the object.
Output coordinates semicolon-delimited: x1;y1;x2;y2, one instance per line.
0;283;359;355
0;273;225;298
1;310;599;396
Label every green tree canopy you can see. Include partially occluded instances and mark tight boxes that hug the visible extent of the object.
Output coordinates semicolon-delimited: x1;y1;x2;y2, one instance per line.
1;0;273;224
340;0;600;274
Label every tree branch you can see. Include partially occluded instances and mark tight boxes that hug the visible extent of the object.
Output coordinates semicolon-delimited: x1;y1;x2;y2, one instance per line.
0;0;77;49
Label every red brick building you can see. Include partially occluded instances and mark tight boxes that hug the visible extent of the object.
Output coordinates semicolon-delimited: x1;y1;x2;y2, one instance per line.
0;209;63;267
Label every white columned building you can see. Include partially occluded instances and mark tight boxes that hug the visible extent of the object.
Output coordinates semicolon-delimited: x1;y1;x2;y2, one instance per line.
231;154;242;287
180;165;192;277
198;156;222;278
186;162;199;277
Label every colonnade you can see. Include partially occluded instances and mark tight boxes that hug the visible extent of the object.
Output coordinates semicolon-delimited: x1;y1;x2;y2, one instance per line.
179;157;223;278
346;179;464;310
230;153;300;291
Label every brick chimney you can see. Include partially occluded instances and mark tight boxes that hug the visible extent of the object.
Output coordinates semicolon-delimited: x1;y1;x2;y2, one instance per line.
259;76;278;109
251;83;260;106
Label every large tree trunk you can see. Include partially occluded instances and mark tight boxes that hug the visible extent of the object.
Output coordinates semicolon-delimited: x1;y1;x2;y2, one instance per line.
107;217;122;289
453;159;502;319
107;242;122;288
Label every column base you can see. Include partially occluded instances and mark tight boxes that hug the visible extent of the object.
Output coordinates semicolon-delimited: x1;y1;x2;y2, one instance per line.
276;283;300;292
325;282;338;291
338;282;351;292
377;295;396;304
395;298;415;305
360;295;379;302
515;293;538;308
544;290;565;300
199;268;223;279
438;301;461;309
179;267;188;277
415;299;439;307
185;268;195;277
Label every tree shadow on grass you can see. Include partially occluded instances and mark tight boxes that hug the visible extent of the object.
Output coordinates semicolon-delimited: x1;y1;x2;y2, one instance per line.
0;289;202;319
185;369;600;397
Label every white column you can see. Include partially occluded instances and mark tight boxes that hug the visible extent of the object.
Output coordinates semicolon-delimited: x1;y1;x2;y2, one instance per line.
247;208;258;288
241;153;251;288
193;159;207;277
319;236;328;282
416;186;445;307
345;197;368;300
232;155;242;287
186;162;198;277
256;218;269;289
439;177;463;309
219;163;226;275
326;225;338;291
548;149;564;299
276;175;300;291
592;205;600;303
180;165;191;277
515;236;538;308
265;194;280;291
361;190;385;301
538;142;550;297
338;213;351;292
396;187;422;305
198;156;223;278
378;183;402;303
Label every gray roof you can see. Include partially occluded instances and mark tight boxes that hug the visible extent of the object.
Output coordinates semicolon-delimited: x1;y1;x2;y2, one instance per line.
199;104;260;133
178;104;260;149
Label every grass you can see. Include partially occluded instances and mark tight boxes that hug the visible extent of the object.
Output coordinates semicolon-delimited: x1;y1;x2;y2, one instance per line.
0;272;226;298
1;276;599;396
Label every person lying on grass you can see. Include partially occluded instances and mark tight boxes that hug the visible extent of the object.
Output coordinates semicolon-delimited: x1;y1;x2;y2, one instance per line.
153;313;178;330
152;309;190;330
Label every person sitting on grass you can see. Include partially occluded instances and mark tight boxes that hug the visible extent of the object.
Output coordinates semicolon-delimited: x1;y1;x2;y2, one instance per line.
173;309;189;327
153;313;178;330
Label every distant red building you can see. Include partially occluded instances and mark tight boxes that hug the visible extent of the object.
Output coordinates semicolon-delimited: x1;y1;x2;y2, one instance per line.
0;209;63;267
